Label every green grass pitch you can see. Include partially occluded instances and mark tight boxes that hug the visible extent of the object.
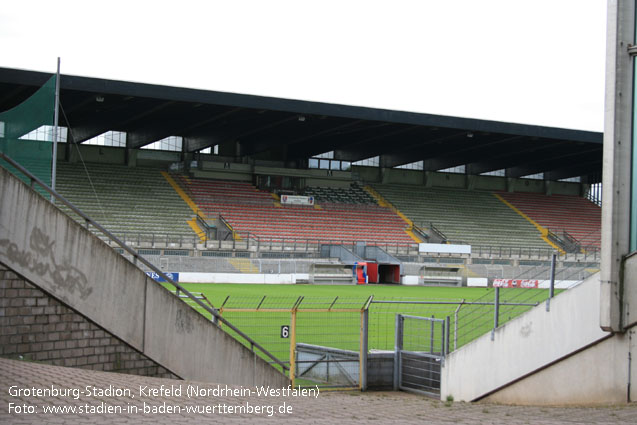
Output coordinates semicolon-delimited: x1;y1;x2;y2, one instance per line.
170;282;496;302
165;282;552;377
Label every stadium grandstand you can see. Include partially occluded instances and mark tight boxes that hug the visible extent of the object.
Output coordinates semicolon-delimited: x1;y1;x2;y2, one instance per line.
2;64;620;405
0;66;603;284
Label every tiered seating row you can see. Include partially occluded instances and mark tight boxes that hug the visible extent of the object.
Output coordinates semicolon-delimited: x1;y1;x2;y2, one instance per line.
496;191;601;248
182;178;415;245
372;184;551;249
55;163;195;237
186;178;273;206
302;184;375;204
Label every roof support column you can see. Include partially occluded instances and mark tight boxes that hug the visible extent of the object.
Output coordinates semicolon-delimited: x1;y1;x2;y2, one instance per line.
125;148;137;167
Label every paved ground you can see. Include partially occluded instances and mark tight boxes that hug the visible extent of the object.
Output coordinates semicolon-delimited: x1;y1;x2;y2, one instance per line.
1;357;635;424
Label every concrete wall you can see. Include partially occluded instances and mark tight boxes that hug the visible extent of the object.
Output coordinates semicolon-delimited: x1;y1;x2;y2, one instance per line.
482;327;636;405
473;176;507;191
380;168;423;186
65;145;126;165
427;172;467;188
367;351;395;390
441;273;612;403
139;256;329;274
442;268;636;405
622;252;637;330
355;165;582;195
60;145;584;195
0;167;289;387
196;162;253;181
0;266;177;379
353;166;381;182
401;275;419;285
467;278;488;287
193;161;355;187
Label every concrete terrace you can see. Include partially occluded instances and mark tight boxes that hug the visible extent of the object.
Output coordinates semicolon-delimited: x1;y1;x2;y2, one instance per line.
1;357;635;424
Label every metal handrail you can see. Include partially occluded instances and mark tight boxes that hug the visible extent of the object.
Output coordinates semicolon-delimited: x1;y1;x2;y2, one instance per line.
194;211;212;240
217;213;237;240
371;300;539;307
547;228;581;253
235;233;418;248
428;222;448;243
97;230;600;262
409;223;430;242
0;153;288;372
93;229;599;261
559;230;580;246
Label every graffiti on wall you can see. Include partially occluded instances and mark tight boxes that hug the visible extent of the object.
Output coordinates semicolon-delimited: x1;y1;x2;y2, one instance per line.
0;226;92;300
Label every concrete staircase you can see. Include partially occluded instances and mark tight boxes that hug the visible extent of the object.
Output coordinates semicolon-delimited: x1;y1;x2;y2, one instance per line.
0;166;288;387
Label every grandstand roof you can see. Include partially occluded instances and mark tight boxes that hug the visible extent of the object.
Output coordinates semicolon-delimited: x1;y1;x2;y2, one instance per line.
0;67;602;182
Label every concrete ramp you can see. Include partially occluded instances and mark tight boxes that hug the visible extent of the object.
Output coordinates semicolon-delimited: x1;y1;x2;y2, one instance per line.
0;166;288;387
441;270;636;404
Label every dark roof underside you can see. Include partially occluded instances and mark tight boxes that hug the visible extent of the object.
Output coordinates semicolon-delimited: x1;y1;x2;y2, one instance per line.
0;67;603;182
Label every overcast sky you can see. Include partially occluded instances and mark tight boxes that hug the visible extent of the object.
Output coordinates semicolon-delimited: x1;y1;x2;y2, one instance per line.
0;0;607;132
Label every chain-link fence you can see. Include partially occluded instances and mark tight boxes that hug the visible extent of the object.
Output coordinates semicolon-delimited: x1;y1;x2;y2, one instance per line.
450;284;571;349
171;280;577;391
210;295;369;389
367;298;461;351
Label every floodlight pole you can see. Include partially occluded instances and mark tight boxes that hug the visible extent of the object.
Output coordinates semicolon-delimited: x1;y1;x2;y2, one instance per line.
51;57;61;204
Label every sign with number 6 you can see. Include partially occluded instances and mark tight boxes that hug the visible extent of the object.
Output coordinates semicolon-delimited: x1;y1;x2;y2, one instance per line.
281;325;289;338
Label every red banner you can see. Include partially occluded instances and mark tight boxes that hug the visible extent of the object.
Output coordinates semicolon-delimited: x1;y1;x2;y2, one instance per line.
492;279;539;288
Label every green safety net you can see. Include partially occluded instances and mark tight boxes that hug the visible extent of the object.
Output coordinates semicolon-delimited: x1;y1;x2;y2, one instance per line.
0;75;56;198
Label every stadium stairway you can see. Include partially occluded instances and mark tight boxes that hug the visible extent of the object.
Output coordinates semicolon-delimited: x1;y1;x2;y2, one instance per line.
0;166;289;387
441;268;637;404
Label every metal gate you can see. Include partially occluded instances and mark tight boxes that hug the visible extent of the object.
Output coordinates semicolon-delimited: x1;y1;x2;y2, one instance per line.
394;314;448;397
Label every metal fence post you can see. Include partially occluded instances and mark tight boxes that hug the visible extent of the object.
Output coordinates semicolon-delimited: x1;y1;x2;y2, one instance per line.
430;314;435;354
289;297;301;386
360;296;372;391
491;287;500;341
454;300;464;351
445;316;451;356
393;314;402;391
546;251;557;311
